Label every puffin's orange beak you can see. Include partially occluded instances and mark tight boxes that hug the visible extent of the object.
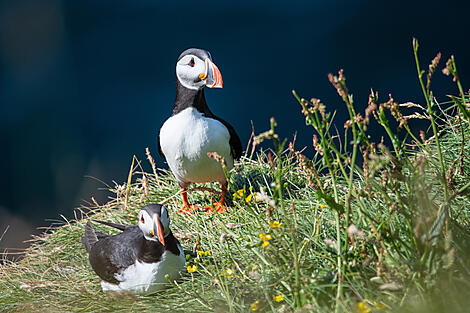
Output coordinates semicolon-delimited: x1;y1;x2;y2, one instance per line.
153;215;165;246
204;58;223;88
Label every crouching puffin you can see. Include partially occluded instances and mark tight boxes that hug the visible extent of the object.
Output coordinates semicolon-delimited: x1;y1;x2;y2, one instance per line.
81;203;185;293
158;48;242;214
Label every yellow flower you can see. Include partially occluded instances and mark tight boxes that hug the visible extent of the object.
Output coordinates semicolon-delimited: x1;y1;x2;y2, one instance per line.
245;194;253;202
273;295;284;302
374;301;386;310
197;250;211;256
233;189;245;199
187;265;198;273
356;302;371;313
258;233;273;247
258;233;272;241
319;204;327;209
222;268;233;278
250;300;260;311
269;221;282;228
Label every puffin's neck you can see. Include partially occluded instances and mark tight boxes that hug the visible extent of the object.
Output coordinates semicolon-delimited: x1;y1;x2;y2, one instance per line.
138;231;181;263
173;80;213;116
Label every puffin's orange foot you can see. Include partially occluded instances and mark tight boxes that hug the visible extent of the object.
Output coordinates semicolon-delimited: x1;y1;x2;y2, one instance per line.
177;205;200;215
204;202;227;214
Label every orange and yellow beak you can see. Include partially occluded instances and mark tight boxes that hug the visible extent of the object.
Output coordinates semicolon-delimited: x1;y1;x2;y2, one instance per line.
151;215;165;246
202;58;223;88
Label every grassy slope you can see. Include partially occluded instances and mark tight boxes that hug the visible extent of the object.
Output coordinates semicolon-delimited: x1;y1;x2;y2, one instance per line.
2;48;470;312
1;119;469;313
0;154;325;312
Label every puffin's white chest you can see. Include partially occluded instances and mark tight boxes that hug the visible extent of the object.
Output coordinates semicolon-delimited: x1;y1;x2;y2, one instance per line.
100;245;186;293
159;107;233;185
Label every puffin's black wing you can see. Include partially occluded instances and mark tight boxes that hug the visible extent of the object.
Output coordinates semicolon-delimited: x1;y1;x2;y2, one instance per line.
206;114;243;160
157;127;166;161
88;226;142;284
82;220;128;253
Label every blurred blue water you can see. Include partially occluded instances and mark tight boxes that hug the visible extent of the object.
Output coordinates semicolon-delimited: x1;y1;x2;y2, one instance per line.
0;0;469;233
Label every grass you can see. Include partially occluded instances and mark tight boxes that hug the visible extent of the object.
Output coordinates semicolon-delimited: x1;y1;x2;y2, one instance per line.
2;39;470;312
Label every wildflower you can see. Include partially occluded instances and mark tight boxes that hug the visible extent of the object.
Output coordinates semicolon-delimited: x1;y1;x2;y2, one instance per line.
356;302;371;313
269;221;282;228
250;300;260;311
206;152;227;170
328;69;348;101
442;56;456;81
273;295;284;302
427;52;441;89
312;134;323;155
245;193;253;202
187;265;198;273
374;301;386;310
319;204;327;209
222;268;233;278
233;189;245;199
258;233;272;241
197;250;211;256
258;233;273;247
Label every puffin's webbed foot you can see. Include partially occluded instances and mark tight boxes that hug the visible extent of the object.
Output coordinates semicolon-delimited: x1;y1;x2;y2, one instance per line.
176;187;201;215
177;205;201;215
204;184;228;213
177;184;228;215
203;202;226;214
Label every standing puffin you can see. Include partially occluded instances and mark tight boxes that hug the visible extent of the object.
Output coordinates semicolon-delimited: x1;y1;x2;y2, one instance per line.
158;48;242;213
81;203;185;293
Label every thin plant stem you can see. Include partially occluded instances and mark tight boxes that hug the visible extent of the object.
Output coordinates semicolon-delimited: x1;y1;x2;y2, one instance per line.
413;39;449;202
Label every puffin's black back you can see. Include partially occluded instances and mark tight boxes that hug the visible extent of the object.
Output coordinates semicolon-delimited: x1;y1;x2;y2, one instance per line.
83;222;182;284
88;226;146;283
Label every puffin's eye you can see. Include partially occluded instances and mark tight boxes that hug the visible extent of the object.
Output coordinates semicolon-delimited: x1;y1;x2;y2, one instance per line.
188;57;195;67
140;216;145;223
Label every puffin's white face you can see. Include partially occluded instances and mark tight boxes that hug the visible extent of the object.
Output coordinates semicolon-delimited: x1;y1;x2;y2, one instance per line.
176;54;207;90
138;206;170;245
176;52;223;90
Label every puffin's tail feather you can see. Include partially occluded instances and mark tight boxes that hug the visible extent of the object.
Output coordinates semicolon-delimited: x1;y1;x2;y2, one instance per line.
81;221;99;253
93;220;128;231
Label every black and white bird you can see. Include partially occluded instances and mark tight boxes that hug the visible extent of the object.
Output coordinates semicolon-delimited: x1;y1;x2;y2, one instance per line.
81;204;185;293
158;48;242;213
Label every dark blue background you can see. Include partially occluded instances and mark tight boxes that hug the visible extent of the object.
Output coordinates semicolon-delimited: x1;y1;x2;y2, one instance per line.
1;0;469;251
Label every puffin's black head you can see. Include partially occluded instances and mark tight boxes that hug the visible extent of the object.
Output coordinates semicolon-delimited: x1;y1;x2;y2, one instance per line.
138;204;171;246
175;47;223;91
